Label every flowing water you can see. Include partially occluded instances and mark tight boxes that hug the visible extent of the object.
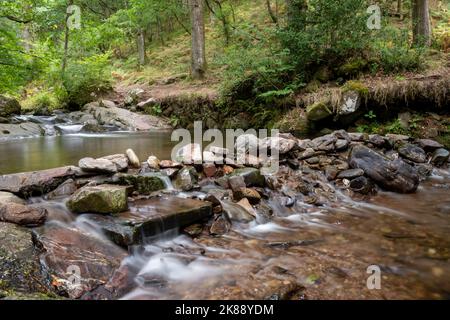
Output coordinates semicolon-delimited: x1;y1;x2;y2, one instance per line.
2;133;450;299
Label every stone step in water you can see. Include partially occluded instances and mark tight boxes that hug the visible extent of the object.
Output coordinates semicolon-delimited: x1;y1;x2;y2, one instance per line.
82;196;212;247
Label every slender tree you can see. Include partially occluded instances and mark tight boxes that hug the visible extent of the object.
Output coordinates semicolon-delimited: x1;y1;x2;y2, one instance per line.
412;0;432;46
189;0;207;79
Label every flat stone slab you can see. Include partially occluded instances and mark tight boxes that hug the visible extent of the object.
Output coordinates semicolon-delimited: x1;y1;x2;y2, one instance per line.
83;196;212;247
0;166;78;197
32;223;127;299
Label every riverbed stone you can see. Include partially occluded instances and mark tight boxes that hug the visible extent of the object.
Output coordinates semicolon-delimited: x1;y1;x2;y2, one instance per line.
349;145;419;194
174;167;198;191
32;223;126;299
67;184;129;214
101;154;129;171
311;134;337;152
79;158;118;174
0;166;78;197
234;188;262;205
230;168;265;188
222;200;254;222
45;179;77;200
259;136;297;155
0;203;47;227
126;149;140;168
415;139;443;151
431;148;450;166
398;143;427;163
116;173;166;194
337;169;365;180
146;156;160;170
174;143;203;164
82;197;212;246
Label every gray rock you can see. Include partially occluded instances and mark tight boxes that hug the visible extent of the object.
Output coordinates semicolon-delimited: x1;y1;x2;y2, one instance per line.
0;191;26;204
45;179;77;200
126;149;141;168
0;166;77;197
0;95;21;117
175;167;198;191
337;91;361;116
431;148;450;166
337;169;365;180
398;144;427;163
415;139;444;151
79;157;118;174
222;200;254;222
230;167;265;188
349;145;419;194
229;176;246;192
311;134;337;152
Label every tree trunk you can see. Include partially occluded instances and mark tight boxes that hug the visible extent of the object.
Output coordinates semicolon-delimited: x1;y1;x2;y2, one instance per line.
266;0;278;24
137;28;146;66
412;0;431;46
397;0;403;20
190;0;207;80
62;0;73;75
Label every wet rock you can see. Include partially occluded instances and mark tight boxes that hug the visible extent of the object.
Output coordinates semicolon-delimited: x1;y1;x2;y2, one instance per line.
368;134;387;148
117;173;166;194
236;198;257;217
335;139;349;151
311;134;337;152
350;176;374;195
0;203;47;227
229;176;246;192
99;100;116;109
174;143;202;164
398;144;427;163
182;224;204;238
146;155;160;170
386;134;410;143
82;197;212;246
45;179;77;200
0;166;77;197
32;223;126;298
222;200;254;222
230;168;265;188
0;95;21;117
348;132;366;141
160;168;179;179
234;188;262;205
0;191;26;205
259;136;297;155
337;169;364;180
416;163;434;180
175;167;198;191
210;215;231;236
126;149;141;168
298;148;316;160
415;139;444;151
79;157;119;174
0;222;52;297
432;148;450;166
325;166;339;181
306;102;333;121
67;184;129;214
205;189;231;205
349;145;419;193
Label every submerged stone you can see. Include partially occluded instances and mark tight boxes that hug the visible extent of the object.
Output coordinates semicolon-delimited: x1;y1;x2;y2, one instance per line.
82;197;212;247
67;184;129;214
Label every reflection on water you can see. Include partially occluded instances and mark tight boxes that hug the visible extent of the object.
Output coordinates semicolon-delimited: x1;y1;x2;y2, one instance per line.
0;132;175;174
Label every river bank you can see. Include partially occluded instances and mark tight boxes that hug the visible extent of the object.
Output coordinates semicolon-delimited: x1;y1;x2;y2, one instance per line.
0;130;449;300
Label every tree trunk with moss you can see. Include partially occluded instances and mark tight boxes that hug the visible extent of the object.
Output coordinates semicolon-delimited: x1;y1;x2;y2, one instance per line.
412;0;431;47
190;0;207;80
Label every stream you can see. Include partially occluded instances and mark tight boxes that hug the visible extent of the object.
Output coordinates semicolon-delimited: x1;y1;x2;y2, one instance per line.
1;126;450;300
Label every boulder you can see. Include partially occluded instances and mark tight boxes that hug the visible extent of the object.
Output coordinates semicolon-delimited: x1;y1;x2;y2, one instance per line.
234;188;262;205
101;154;129;171
32;223;126;299
82;197;212;247
0;166;77;197
0;95;21;117
415;139;444;151
259;136;297;155
349;145;419;194
221;200;254;222
398;144;427;163
306;102;333;121
126;149;141;168
431;148;450;166
45;179;77;200
311;134;337;152
0;122;44;139
67;184;129;214
337;91;361;116
116;173;166;194
337;169;365;180
0;203;47;227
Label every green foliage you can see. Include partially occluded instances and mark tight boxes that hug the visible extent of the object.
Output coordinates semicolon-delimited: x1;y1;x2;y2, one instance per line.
342;80;369;96
61;54;112;108
22;90;59;112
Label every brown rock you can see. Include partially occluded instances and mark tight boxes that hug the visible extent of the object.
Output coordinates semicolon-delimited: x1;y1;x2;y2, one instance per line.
0;203;47;226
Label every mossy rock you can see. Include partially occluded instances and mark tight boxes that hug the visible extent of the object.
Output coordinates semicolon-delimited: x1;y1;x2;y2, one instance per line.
274;107;312;136
0;95;21;117
342;80;369;97
230;168;265;188
67;184;129;214
306;101;333;121
117;174;166;195
337;58;368;78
